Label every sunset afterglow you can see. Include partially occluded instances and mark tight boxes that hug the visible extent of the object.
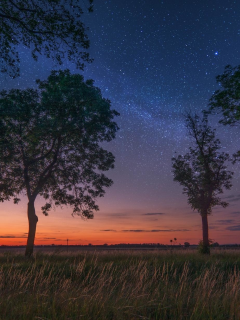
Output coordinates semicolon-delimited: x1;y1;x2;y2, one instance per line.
1;0;240;247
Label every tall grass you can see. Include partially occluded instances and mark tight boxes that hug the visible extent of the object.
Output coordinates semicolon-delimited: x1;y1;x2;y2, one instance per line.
0;249;240;319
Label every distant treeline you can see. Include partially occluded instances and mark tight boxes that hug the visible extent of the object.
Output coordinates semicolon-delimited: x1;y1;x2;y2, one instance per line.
1;243;240;249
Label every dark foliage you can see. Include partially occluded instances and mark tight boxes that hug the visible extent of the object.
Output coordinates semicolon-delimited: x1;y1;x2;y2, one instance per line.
172;113;233;215
0;0;93;77
208;64;240;126
0;69;119;218
208;64;240;163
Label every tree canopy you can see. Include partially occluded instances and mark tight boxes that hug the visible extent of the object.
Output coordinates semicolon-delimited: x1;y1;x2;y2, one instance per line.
209;64;240;125
0;0;93;77
0;69;119;255
172;114;233;214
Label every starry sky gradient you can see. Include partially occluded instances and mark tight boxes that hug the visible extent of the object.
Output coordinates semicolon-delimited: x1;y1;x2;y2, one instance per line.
1;0;240;245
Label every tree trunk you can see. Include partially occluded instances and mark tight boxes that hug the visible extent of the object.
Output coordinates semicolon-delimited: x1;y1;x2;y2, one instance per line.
25;200;38;257
201;213;210;254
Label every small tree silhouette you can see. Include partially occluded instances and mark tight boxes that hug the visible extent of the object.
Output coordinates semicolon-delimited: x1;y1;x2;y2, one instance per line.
172;113;233;254
184;242;190;248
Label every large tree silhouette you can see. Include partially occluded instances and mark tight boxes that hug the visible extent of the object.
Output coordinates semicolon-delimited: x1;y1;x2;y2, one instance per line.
172;113;233;253
0;0;93;77
0;70;119;256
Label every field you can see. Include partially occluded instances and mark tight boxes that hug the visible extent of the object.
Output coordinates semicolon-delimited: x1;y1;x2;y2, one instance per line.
0;249;240;320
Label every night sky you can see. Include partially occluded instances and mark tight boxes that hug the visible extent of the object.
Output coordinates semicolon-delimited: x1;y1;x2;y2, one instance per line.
1;0;240;245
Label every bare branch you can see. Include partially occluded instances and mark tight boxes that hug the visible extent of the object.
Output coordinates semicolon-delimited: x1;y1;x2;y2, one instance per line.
8;0;38;13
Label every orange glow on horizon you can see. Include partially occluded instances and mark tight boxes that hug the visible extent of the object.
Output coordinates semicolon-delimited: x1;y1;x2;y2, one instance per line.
1;228;240;247
1;196;240;247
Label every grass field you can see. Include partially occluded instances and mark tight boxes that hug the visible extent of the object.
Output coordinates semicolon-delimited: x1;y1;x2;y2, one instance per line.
0;249;240;320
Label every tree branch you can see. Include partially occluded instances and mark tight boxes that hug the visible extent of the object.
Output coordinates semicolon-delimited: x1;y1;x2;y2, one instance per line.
32;137;62;199
26;137;57;166
0;13;54;35
8;0;38;13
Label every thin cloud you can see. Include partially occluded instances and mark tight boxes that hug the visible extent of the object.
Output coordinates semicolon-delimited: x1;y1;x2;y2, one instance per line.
231;212;240;215
38;238;64;242
224;195;236;199
224;194;240;202
106;213;130;219
226;225;240;231
42;237;57;240
0;235;27;238
101;229;117;232
121;229;190;233
142;213;165;216
122;230;145;233
216;220;235;225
